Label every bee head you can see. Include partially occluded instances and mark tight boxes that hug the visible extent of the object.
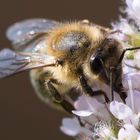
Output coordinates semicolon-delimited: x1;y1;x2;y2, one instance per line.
90;37;123;85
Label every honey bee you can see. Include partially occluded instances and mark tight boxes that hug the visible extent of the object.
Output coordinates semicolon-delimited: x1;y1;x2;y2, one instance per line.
0;19;138;112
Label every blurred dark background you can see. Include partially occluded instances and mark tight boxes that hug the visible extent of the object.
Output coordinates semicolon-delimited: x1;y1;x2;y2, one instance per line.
0;0;122;140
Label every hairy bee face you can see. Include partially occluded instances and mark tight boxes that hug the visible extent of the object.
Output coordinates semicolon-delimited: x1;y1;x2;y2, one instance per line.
90;38;123;90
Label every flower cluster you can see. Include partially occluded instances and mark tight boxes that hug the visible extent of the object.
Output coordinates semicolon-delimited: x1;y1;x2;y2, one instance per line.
60;0;140;139
60;73;140;140
125;0;140;27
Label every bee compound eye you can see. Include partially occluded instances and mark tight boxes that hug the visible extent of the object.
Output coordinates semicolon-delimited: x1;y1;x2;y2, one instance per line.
90;55;102;74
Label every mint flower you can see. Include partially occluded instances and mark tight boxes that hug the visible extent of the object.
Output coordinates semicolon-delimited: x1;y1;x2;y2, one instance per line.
126;0;140;26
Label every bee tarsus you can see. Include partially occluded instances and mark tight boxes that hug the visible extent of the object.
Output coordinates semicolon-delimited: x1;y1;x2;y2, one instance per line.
79;72;109;102
60;100;75;114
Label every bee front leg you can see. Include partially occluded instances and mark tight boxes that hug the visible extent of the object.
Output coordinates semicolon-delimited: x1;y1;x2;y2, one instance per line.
79;73;109;102
47;80;75;113
109;67;127;102
47;80;63;103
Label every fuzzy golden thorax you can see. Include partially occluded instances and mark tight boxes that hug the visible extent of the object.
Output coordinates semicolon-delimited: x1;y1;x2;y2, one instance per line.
40;22;109;80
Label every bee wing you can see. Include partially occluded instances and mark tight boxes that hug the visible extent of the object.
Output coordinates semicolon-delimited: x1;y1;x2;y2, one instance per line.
0;48;56;79
6;18;59;51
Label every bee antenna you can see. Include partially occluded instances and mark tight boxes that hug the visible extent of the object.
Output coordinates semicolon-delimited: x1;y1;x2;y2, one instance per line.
117;47;140;65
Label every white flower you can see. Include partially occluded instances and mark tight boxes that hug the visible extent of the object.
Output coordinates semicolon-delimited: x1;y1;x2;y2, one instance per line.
109;101;133;120
109;100;140;129
92;121;117;140
118;124;140;140
110;73;140;129
112;18;135;35
99;127;116;140
60;117;81;136
126;0;140;25
123;72;140;113
72;95;111;123
128;113;140;129
61;72;140;139
111;18;140;47
126;90;140;113
60;117;93;137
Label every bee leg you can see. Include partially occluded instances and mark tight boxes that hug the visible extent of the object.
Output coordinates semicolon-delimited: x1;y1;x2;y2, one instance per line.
109;67;114;101
47;80;75;113
79;73;109;102
47;80;63;103
60;99;75;114
79;74;93;96
109;67;127;102
118;84;127;103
